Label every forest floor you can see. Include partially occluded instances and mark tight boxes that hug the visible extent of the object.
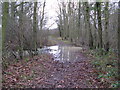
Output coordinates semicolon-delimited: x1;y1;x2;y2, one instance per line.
3;37;110;88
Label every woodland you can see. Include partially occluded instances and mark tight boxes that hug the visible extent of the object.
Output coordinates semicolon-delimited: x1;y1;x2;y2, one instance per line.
1;0;120;88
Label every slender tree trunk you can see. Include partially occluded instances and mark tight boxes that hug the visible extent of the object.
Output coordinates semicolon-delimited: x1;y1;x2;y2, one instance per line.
78;1;82;44
90;3;97;49
66;14;69;40
11;2;16;19
40;1;45;31
68;2;72;42
78;1;81;30
96;2;103;51
62;4;66;40
83;2;87;45
19;2;24;59
104;2;109;53
33;2;37;54
2;2;9;51
85;2;93;49
118;0;120;81
94;5;97;49
118;1;120;59
58;3;64;39
58;2;63;39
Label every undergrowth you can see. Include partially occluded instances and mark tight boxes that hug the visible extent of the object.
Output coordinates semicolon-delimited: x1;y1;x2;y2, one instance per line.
90;49;119;88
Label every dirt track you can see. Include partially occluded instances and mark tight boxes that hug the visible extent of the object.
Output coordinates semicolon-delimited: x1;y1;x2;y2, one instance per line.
3;37;104;88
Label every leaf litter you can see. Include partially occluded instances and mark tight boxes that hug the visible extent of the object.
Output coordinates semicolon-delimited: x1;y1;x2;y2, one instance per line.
3;52;106;88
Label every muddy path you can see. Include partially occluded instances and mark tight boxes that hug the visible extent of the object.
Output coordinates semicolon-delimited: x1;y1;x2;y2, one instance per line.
3;37;103;88
35;37;102;88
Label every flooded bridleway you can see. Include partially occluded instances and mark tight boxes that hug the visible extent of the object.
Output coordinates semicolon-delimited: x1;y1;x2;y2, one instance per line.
38;45;86;63
37;37;87;63
3;37;102;88
35;38;100;88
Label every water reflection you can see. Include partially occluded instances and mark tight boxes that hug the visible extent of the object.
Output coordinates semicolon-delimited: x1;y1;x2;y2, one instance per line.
40;45;82;63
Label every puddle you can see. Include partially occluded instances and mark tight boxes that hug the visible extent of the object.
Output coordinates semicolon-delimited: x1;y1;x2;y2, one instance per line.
39;45;83;63
13;45;83;62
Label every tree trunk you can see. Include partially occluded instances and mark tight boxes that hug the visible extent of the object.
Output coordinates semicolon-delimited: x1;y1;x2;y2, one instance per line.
104;2;109;53
40;1;45;31
62;4;66;40
33;2;38;54
19;2;24;59
118;0;120;80
96;2;103;52
11;2;16;19
118;1;120;59
85;2;93;49
78;1;82;44
90;3;97;49
2;2;9;51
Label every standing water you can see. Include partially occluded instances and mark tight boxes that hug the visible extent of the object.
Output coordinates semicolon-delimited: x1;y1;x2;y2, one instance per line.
38;45;83;63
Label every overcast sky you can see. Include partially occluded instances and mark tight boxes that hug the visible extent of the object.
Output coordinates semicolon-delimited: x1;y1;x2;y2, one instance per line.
45;0;58;29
